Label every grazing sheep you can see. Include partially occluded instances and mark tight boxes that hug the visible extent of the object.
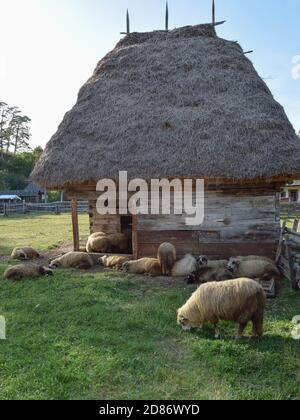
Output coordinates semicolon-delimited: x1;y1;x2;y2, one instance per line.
186;267;233;285
4;264;53;281
172;254;198;277
99;255;131;270
122;258;162;277
11;247;40;261
86;234;111;253
49;252;94;270
197;256;228;269
227;259;280;281
107;233;128;253
158;243;177;276
177;278;266;339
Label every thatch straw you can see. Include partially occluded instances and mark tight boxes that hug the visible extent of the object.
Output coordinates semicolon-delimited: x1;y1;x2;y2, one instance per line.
31;24;300;188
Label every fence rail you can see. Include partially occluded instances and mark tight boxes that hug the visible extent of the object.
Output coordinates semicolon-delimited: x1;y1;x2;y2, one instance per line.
0;201;88;216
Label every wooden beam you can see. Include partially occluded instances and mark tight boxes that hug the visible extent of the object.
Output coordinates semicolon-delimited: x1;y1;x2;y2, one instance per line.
71;198;80;251
132;215;138;260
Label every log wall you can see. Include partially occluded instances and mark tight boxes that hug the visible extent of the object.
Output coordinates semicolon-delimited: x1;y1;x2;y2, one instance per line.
137;190;280;259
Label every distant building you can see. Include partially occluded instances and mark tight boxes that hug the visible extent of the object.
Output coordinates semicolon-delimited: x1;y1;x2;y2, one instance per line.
281;181;300;203
0;182;45;203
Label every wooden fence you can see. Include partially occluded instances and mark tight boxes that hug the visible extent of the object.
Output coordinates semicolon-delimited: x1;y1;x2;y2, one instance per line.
281;203;300;220
0;201;88;216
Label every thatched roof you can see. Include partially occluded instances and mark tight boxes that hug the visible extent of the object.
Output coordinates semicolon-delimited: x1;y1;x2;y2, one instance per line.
32;24;300;188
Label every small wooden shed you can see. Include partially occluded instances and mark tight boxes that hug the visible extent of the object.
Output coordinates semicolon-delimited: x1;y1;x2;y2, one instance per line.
32;24;300;260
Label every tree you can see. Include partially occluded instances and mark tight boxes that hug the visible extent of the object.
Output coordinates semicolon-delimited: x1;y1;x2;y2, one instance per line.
0;102;31;155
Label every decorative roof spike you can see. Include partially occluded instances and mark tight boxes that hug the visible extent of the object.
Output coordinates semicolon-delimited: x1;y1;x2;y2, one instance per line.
212;0;216;26
120;9;130;35
165;1;169;32
126;9;130;34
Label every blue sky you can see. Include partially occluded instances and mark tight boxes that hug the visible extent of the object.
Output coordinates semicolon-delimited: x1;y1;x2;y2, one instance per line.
0;0;299;148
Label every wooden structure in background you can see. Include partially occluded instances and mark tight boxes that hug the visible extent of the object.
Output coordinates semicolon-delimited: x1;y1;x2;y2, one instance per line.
277;220;300;290
68;178;283;259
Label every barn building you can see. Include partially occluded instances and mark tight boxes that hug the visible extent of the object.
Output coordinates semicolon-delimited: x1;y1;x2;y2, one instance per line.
32;23;300;259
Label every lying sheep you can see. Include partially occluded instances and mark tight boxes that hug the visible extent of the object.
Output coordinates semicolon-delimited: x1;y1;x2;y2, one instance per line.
4;264;53;281
86;234;111;253
186;267;233;285
158;243;177;276
107;233;128;254
11;247;40;261
122;258;162;277
99;255;131;270
229;255;275;265
177;278;266;339
228;259;280;281
49;252;94;270
172;254;198;277
197;256;228;269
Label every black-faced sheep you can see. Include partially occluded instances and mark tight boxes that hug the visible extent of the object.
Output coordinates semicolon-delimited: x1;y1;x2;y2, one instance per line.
186;267;233;285
177;278;266;339
158;243;177;276
49;252;94;270
122;258;162;277
86;233;111;253
172;254;198;277
4;264;53;281
99;255;131;270
11;247;40;261
227;259;280;281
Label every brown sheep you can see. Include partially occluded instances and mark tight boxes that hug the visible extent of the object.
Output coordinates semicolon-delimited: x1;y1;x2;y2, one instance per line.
49;252;94;270
122;258;162;277
99;255;131;270
11;247;40;261
177;278;266;339
227;259;280;281
86;234;111;253
158;243;177;276
4;264;53;281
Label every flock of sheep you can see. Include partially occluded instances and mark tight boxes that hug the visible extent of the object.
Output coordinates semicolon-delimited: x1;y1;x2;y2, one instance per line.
3;232;280;339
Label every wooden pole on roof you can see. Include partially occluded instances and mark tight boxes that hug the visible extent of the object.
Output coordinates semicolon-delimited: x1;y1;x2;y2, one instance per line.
71;198;80;251
120;9;130;35
212;0;216;26
165;1;169;31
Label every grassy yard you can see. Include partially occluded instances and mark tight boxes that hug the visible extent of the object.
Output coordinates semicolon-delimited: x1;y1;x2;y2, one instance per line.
0;213;90;256
0;215;300;400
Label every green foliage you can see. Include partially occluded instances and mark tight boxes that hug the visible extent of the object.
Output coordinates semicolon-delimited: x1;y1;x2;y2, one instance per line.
0;215;300;400
0;147;43;190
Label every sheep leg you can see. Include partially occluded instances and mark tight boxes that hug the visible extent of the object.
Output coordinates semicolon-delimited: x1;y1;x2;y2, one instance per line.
252;317;264;338
236;323;247;340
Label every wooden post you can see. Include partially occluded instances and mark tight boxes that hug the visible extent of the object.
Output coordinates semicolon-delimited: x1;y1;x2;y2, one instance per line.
293;219;299;233
71;198;80;251
132;215;138;260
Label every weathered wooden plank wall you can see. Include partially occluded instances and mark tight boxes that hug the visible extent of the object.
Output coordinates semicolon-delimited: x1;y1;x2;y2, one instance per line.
137;191;280;259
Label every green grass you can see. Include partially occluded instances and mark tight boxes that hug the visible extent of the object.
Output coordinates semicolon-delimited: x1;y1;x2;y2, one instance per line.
0;215;300;400
0;213;90;255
